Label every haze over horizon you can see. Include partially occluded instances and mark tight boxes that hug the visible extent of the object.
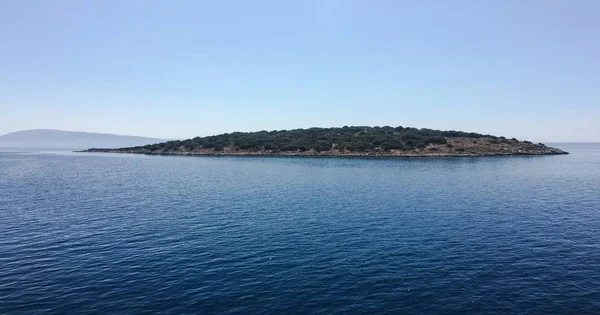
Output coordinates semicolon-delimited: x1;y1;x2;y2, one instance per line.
2;0;599;142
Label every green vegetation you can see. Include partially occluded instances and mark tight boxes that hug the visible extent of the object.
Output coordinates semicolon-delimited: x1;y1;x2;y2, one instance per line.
126;126;501;153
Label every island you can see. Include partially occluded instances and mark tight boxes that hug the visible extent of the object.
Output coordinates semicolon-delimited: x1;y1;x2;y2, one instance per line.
82;126;568;157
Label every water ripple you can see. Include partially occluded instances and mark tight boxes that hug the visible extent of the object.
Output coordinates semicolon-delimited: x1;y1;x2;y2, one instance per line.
0;145;599;314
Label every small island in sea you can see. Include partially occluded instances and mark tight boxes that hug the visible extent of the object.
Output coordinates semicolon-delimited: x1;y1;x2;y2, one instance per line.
83;126;568;157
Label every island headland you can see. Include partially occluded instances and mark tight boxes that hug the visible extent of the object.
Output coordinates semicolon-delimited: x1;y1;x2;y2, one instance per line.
83;126;568;157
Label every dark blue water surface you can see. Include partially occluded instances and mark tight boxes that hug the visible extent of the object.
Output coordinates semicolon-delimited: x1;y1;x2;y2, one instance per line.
1;144;599;314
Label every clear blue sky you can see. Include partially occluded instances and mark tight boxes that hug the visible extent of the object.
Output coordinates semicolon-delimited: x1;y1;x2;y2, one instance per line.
1;0;598;142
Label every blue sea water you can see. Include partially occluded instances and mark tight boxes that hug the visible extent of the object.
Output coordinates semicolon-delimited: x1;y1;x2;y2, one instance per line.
0;144;599;314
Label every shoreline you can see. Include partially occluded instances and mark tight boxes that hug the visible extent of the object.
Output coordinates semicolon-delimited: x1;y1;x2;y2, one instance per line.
80;149;569;158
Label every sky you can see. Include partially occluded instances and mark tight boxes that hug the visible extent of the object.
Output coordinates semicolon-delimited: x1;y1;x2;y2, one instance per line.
1;0;599;142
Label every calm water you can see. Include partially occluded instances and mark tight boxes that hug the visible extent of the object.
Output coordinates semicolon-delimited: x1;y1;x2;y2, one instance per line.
1;144;599;314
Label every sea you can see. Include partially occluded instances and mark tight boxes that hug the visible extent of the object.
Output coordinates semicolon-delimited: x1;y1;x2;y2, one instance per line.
1;143;598;314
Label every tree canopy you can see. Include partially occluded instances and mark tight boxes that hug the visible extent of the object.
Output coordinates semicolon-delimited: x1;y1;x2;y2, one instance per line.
125;126;503;153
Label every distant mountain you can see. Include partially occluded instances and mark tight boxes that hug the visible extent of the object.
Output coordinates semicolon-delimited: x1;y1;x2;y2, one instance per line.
0;129;165;150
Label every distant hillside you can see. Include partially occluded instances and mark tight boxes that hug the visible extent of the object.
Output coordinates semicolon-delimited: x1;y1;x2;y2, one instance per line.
84;126;567;157
0;129;164;149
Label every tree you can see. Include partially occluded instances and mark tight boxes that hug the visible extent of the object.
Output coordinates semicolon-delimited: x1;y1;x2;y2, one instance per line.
423;136;447;145
313;140;331;152
351;142;369;152
263;142;278;150
281;144;298;151
401;133;423;141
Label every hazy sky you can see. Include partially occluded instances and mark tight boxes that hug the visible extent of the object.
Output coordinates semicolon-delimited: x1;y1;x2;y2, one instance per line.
1;0;598;142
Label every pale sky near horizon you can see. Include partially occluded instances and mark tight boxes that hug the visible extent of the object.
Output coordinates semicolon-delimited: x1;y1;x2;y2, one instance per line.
1;0;599;142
